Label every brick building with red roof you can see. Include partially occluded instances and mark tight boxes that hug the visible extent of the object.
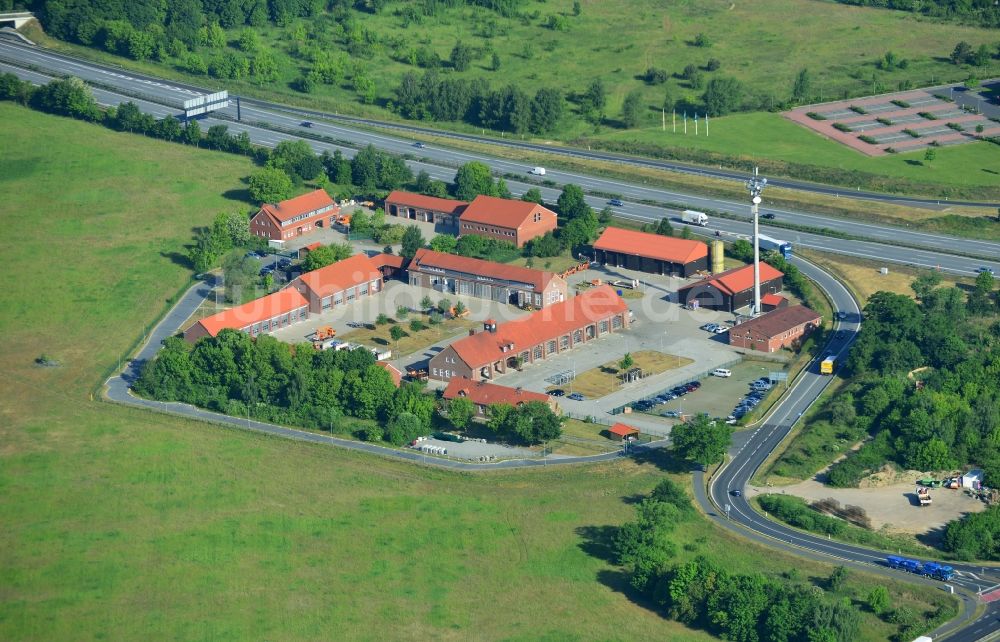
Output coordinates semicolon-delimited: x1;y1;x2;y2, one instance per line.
728;305;822;353
184;288;309;342
408;248;568;309
385;191;467;227
428;285;629;382
459;195;558;247
250;189;339;242
593;227;709;277
286;253;383;314
677;263;784;312
443;377;559;416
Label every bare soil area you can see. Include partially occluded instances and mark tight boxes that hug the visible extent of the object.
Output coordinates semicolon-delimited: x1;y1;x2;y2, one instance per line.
748;476;986;538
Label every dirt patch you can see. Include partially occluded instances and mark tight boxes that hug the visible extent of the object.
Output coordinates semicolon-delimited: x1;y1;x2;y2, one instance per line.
748;475;986;538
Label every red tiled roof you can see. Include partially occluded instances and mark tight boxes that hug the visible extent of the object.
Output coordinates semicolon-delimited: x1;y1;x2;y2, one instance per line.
376;361;403;387
303;242;322;252
609;423;640;437
260;189;336;223
295;254;382;298
385;190;467;214
680;263;784;296
449;285;627;368
410;248;559;292
195;288;308;337
370;253;406;269
761;293;786;306
594;227;708;265
734;305;821;338
442;377;549;407
459;195;555;229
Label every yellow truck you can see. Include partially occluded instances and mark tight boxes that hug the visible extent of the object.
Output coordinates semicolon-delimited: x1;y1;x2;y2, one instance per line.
820;355;835;375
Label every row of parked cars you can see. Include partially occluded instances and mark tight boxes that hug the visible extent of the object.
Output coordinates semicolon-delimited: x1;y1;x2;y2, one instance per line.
701;322;729;335
549;389;585;401
727;378;774;423
630;380;703;413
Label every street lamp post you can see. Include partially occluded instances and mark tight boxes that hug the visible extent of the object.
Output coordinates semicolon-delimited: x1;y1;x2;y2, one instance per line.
746;168;768;317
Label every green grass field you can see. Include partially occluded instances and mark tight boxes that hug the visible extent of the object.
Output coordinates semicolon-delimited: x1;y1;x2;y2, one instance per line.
33;0;1000;194
590;110;1000;191
0;103;953;640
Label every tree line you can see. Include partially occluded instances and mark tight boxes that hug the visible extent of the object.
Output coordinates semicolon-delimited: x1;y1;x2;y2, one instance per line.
605;478;938;642
832;0;1000;28
135;328;562;446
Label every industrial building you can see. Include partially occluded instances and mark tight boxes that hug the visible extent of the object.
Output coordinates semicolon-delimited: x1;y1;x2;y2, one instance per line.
592;227;709;277
408;249;568;308
384;191;467;227
183;288;309;342
458;195;558;247
677;263;784;312
286;253;383;314
728;305;821;353
428;285;629;382
250;189;339;242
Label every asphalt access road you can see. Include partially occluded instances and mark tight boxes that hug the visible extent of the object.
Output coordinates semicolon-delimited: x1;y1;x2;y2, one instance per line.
1;36;998;215
699;256;1000;641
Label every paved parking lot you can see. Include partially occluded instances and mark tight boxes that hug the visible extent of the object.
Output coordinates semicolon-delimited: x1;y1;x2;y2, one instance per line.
267;280;529;350
495;265;747;423
644;359;788;421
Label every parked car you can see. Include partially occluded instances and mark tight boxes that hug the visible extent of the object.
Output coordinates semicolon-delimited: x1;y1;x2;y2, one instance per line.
278;258;292;268
711;368;732;377
609;198;624;207
549;389;565;397
713;326;729;334
663;410;682;418
567;392;585;401
346;321;364;329
258;267;274;277
687;381;701;389
702;323;719;332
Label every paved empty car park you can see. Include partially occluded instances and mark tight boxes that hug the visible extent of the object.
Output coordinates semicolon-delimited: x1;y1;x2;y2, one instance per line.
785;84;1000;156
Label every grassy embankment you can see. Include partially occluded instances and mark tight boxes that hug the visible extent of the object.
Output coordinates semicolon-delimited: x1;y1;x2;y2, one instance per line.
0;103;953;640
25;0;1000;201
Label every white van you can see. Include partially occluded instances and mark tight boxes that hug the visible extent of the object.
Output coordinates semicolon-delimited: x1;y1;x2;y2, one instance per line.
711;368;732;378
528;166;546;176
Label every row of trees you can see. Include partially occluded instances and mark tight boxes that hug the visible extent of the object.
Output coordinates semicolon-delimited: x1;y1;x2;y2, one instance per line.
393;70;565;134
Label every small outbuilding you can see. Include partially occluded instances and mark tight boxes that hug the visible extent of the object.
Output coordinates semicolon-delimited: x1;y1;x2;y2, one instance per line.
608;422;640;441
961;469;984;490
761;293;788;312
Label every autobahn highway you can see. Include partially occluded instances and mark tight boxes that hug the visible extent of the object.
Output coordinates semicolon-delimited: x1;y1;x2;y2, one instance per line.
2;43;999;278
6;37;1000;640
2;37;997;209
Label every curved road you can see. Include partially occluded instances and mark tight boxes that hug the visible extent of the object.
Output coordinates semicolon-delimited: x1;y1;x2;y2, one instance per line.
14;34;996;640
698;257;1000;641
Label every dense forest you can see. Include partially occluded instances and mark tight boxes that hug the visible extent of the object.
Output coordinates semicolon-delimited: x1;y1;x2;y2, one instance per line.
830;0;1000;28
